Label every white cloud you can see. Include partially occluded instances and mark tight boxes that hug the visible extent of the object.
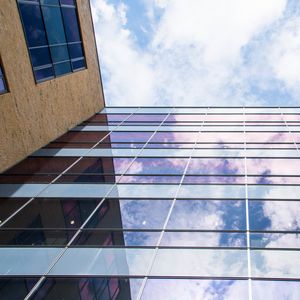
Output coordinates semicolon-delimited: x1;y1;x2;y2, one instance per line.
90;0;300;106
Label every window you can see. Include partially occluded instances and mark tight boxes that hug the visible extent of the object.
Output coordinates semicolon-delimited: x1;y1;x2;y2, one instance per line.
0;62;7;94
17;0;86;82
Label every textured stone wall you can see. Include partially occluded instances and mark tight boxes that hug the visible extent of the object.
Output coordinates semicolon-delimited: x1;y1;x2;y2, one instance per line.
0;0;105;172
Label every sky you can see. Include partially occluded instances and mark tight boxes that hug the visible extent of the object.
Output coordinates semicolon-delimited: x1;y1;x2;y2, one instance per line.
91;0;300;107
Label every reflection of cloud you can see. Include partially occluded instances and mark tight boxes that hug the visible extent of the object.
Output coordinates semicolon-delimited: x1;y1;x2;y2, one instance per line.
120;199;172;229
167;200;246;230
141;279;248;300
252;280;300;300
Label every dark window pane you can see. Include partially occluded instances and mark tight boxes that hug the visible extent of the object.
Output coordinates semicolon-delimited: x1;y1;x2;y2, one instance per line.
72;58;85;70
68;43;83;59
19;3;47;47
0;277;38;300
41;0;59;4
41;6;67;45
0;229;76;246
31;277;138;300
50;45;69;63
3;198;101;229
0;198;30;224
54;61;72;76
30;47;52;67
61;0;75;5
34;66;54;81
61;7;81;42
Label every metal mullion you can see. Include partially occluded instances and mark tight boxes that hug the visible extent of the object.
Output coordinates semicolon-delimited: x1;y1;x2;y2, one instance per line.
243;107;253;300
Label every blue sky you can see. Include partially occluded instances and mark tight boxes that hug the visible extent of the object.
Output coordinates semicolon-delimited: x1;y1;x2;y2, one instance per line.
91;0;300;106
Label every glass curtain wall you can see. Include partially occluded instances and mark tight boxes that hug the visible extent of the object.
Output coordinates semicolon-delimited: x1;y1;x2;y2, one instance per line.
0;107;300;299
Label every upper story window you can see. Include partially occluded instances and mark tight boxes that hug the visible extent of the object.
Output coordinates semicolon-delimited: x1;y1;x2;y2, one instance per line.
17;0;86;83
0;63;8;94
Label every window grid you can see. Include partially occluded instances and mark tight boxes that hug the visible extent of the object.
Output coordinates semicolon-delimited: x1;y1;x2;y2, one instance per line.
0;107;300;299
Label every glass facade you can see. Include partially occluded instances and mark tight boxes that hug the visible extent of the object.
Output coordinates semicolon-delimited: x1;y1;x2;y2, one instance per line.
0;106;300;299
17;0;86;82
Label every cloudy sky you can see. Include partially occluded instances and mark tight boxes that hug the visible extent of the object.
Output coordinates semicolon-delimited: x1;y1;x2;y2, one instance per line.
91;0;300;106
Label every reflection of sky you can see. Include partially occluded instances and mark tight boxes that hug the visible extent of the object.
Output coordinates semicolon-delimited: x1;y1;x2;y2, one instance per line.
167;200;246;230
141;279;248;300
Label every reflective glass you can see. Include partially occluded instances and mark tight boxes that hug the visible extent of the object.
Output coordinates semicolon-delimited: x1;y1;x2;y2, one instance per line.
142;279;248;300
186;158;244;175
0;277;38;300
150;249;248;276
126;158;188;175
0;247;61;275
61;7;81;42
250;233;300;249
251;250;300;278
150;132;197;143
249;200;300;231
31;277;143;300
3;198;101;229
161;232;247;247
49;248;154;276
30;47;52;67
67;157;134;174
18;3;47;47
85;199;172;229
107;132;153;143
73;230;160;247
0;198;30;224
167;200;246;230
41;6;67;45
252;280;300;299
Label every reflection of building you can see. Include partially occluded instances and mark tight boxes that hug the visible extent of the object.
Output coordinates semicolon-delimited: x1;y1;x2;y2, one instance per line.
1;107;300;299
0;0;104;172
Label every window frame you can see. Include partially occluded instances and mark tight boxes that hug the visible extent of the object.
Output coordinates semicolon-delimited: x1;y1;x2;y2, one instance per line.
16;0;87;84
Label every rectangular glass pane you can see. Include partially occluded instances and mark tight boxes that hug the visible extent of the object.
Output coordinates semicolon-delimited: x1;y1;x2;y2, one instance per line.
150;249;247;276
41;6;66;45
49;248;154;276
50;45;70;63
54;61;72;76
30;47;52;67
61;7;81;42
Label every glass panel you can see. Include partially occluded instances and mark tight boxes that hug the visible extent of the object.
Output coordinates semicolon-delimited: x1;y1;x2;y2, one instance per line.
61;7;81;42
0;229;76;246
142;279;248;300
72;58;86;70
150;249;247;276
252;280;300;299
161;232;247;247
0;78;5;93
0;198;30;224
55;131;108;143
34;66;54;81
3;198;101;229
0;277;38;300
66;157;134;174
108;132;153;143
85;199;172;229
41;6;67;45
126;158;188;175
73;230;160;247
108;184;178;198
0;247;61;275
19;3;48;47
186;158;244;175
251;250;300;278
251;233;300;249
50;45;69;63
30;47;52;67
167;200;246;230
54;61;72;76
49;248;154;276
248;185;300;199
68;42;83;58
31;277;143;300
178;185;245;199
5;157;77;174
249;200;300;231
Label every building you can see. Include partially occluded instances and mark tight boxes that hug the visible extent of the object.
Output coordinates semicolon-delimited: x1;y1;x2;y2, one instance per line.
0;106;300;299
0;0;105;172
